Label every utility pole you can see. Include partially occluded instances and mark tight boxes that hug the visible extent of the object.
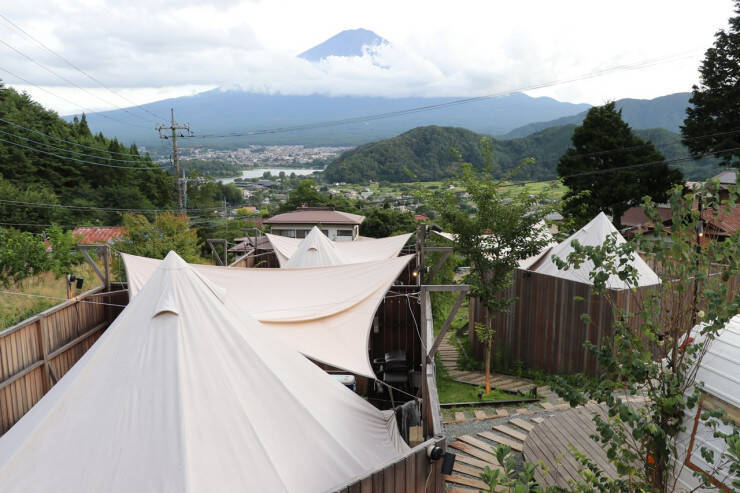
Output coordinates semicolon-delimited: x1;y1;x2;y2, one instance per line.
157;108;193;213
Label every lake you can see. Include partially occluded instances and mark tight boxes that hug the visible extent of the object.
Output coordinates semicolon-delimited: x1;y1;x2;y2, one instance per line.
218;168;320;184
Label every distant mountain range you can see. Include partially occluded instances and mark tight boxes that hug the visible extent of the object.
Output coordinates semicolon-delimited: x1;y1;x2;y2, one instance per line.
323;124;722;183
69;28;694;151
298;28;388;61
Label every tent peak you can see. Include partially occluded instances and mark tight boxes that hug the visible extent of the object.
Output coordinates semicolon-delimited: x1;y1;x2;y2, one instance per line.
161;251;189;270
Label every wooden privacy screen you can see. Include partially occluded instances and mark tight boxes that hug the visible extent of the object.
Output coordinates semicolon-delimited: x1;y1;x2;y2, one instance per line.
0;285;125;435
469;268;740;375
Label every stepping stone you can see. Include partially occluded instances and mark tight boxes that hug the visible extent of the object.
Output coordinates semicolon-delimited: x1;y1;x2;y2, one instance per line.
492;424;527;442
552;403;571;410
540;402;554;410
478;431;524;452
474;410;488;420
455;411;466;422
531;417;545;424
509;418;534;432
515;408;534;415
444;474;489;490
495;407;508;417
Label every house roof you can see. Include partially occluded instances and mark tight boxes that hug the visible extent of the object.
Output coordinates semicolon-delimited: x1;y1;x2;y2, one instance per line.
712;169;737;185
72;226;124;244
620;205;673;228
702;204;740;236
264;207;365;225
228;235;273;252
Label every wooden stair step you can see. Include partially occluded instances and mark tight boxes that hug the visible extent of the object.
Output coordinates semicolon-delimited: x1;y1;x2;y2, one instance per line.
531;417;545;424
477;431;524;452
448;441;497;464
454;453;498;470
492;424;527;442
540;402;554;410
453;461;484;477
444;474;489;490
458;435;497;454
509;418;535;432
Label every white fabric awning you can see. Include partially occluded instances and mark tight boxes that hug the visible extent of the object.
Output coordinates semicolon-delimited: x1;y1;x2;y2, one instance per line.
123;253;413;377
0;252;409;492
267;229;412;267
533;212;661;289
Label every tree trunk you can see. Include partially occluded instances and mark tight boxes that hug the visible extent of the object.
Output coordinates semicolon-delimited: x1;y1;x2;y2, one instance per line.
484;338;492;394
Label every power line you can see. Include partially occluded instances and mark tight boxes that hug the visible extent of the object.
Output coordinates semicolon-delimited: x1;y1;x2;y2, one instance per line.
0;128;157;164
195;50;700;139
0;199;221;214
0;38;156;124
0;136;169;169
0;13;168;122
0;64;152;130
0;116;153;156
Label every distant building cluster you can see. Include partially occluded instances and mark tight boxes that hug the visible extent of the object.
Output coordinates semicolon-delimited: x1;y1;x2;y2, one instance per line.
176;145;351;167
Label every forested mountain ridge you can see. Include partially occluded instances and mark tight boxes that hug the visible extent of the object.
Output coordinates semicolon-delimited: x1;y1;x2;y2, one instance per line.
0;84;174;227
501;92;691;138
323;124;723;183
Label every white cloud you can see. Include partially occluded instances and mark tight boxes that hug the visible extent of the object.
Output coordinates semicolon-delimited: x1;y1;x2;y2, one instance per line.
0;0;734;115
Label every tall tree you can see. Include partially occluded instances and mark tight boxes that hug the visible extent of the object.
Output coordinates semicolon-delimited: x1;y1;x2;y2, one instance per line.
428;139;553;393
681;1;740;168
558;102;683;227
114;213;201;263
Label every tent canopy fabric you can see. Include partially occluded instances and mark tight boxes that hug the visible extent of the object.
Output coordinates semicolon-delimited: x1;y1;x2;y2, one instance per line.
0;252;408;493
267;229;412;267
285;227;351;268
532;212;661;289
123;253;413;378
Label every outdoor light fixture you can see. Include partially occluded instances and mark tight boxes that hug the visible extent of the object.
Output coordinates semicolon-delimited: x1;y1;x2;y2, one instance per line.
66;274;84;290
411;269;419;278
441;452;456;475
426;445;444;461
697;220;704;238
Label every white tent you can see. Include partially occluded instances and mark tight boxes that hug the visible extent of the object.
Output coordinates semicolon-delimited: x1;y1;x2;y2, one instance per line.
267;229;412;267
0;252;409;493
674;315;740;491
532;212;661;289
123;253;413;378
284;226;351;268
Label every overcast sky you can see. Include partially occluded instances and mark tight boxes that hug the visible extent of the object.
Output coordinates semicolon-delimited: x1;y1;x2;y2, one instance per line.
0;0;734;115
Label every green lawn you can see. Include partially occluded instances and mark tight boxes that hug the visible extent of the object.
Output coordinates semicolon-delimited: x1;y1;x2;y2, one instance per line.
436;372;513;403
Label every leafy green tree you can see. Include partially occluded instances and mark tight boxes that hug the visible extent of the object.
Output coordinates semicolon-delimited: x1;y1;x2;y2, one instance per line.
45;226;84;278
557;103;683;227
0;175;60;226
360;207;416;237
427;139;553;392
682;1;740;168
114;213;201;263
549;180;739;492
0;228;49;287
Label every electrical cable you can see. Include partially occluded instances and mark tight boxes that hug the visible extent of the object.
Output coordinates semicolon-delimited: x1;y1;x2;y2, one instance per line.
0;199;222;214
0;13;168;122
0;128;158;164
0;64;152;130
0;116;155;156
195;50;701;139
0;136;169;169
0;38;156;124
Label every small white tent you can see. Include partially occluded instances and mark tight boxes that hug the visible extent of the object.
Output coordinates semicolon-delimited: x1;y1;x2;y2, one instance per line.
674;315;740;491
267;229;412;267
532;212;661;289
123;253;413;378
0;252;409;493
283;226;351;268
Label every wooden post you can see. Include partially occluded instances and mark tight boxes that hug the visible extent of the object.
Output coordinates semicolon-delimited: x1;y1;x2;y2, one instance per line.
35;320;51;392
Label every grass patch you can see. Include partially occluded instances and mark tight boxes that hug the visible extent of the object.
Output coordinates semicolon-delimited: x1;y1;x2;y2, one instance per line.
437;373;513;403
0;263;100;330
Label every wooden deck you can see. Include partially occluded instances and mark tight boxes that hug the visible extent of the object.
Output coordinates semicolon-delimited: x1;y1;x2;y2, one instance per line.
522;404;618;489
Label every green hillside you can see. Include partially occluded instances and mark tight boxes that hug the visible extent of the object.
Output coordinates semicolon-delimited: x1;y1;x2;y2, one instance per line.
323;124;723;183
0;84;174;227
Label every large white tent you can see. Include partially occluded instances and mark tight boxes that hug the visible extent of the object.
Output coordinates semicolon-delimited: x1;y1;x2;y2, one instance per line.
0;252;409;493
123;253;413;378
532;212;661;289
674;315;740;490
267;229;412;267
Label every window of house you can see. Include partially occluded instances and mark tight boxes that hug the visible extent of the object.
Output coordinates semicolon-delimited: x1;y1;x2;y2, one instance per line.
320;229;329;237
296;229;308;239
336;229;353;237
277;229;295;238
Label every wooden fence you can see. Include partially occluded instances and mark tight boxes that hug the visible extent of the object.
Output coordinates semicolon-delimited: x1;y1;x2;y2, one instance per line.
0;284;125;435
470;268;740;375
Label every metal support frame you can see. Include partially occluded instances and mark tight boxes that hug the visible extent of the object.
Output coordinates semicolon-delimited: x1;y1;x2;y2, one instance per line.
424;246;453;282
427;289;468;359
77;244;110;290
207;239;229;266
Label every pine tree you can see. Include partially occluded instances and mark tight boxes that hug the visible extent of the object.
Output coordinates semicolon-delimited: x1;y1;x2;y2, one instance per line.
681;1;740;168
558;102;683;227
